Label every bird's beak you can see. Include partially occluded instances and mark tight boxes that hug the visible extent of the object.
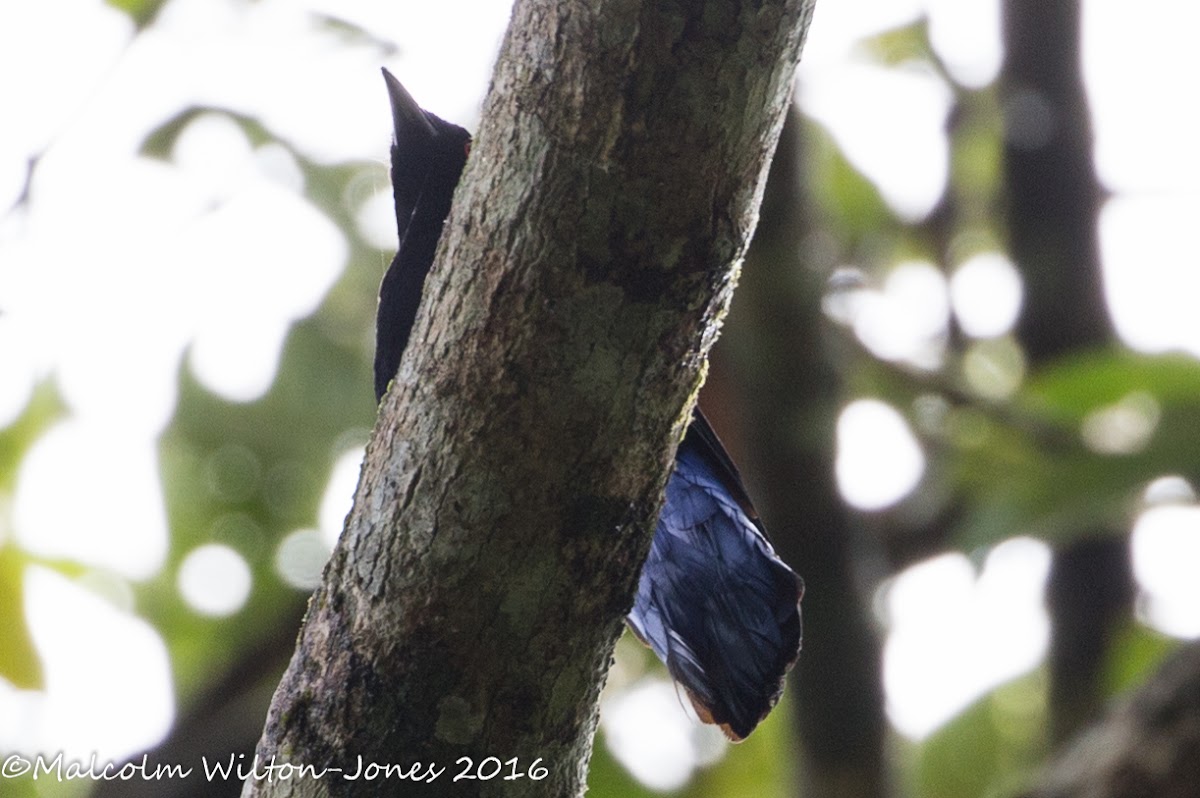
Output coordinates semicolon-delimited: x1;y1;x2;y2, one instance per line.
382;68;437;142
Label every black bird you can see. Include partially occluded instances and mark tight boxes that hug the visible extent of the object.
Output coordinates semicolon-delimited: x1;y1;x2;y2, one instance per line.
374;71;471;402
375;69;803;741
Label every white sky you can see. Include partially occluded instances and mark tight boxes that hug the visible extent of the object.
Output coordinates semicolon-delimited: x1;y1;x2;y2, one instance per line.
1;0;1198;784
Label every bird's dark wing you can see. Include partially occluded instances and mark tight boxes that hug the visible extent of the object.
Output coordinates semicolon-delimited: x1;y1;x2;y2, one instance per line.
683;408;761;527
627;422;803;740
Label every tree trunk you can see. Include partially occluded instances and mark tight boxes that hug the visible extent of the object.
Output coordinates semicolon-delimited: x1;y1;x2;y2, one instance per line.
243;1;817;796
1000;0;1134;746
1002;0;1107;360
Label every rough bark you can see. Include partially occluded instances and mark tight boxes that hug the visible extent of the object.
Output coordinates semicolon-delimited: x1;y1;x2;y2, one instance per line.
1018;642;1200;798
718;110;887;798
243;1;816;797
1000;0;1134;747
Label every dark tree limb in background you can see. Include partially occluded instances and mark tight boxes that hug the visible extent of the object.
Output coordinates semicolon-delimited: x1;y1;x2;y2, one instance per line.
1000;0;1135;747
243;1;816;796
1043;540;1135;745
1018;641;1200;798
1003;0;1107;359
715;110;887;798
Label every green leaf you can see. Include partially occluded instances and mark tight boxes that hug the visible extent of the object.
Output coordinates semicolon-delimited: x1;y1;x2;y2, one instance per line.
311;12;400;55
806;121;894;241
909;670;1047;798
1021;350;1200;423
860;19;931;67
949;350;1200;548
106;0;168;29
0;546;43;690
139;107;284;161
0;381;66;491
1102;622;1176;698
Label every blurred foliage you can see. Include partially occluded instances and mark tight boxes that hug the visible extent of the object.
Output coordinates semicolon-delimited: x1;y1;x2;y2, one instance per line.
1;59;387;795
106;0;168;29
0;385;69;690
956;352;1200;548
807;124;893;245
910;669;1048;798
135;106;383;720
0;546;41;690
2;2;1198;798
689;700;800;798
909;623;1176;798
147;313;377;691
856;348;1200;552
140;108;287;159
862;19;933;67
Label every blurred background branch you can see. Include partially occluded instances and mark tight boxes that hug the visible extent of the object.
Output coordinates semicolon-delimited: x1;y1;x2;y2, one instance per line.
999;0;1135;748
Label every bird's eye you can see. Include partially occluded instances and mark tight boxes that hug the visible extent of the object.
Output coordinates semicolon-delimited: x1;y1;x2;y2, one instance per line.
465;140;472;157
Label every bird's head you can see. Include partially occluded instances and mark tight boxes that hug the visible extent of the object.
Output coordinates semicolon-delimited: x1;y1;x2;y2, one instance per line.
382;68;471;237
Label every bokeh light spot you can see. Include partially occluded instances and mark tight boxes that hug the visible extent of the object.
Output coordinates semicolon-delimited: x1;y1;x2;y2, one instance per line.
275;528;331;590
177;544;252;616
837;399;925;510
1132;505;1200;638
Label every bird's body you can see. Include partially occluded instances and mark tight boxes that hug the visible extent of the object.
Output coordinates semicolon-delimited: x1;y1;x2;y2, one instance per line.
375;70;802;740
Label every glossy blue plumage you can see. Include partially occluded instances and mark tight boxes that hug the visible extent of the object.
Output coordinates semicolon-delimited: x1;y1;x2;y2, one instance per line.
627;414;803;740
